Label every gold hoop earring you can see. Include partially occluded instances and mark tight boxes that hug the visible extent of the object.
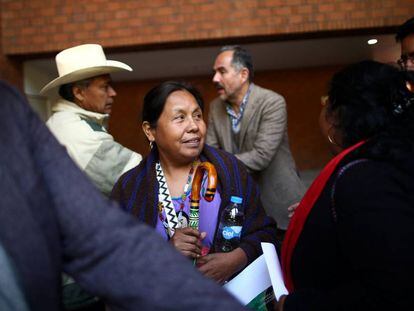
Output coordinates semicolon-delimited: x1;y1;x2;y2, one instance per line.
327;126;339;146
328;125;340;147
327;134;337;146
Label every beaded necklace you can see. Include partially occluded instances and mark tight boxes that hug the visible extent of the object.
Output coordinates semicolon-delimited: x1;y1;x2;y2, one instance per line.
156;160;199;238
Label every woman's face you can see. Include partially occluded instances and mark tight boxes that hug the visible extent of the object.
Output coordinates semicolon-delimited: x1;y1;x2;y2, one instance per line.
144;90;206;164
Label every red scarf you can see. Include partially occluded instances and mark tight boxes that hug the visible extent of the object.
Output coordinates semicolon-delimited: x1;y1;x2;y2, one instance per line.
281;141;364;292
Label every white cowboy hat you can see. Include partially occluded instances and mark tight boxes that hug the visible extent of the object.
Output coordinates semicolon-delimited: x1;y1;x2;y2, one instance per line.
40;44;132;94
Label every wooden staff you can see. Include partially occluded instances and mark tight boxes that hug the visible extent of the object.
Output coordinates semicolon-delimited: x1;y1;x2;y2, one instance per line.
189;162;217;230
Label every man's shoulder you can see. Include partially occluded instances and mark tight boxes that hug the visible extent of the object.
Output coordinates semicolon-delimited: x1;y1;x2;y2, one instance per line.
252;84;284;101
46;110;82;129
250;84;286;113
47;109;105;132
46;110;106;143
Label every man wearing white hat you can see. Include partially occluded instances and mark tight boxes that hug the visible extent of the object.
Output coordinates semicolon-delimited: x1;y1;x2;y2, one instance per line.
41;44;142;197
41;44;142;311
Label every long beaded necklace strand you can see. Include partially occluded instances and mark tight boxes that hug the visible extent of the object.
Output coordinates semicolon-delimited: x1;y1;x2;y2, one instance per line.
157;160;200;234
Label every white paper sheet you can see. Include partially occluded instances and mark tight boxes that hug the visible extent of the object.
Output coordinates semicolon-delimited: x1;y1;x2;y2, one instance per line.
223;254;271;305
261;242;289;300
223;243;288;304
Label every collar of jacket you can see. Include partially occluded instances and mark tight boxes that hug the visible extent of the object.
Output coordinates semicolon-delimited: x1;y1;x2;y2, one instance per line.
52;98;109;127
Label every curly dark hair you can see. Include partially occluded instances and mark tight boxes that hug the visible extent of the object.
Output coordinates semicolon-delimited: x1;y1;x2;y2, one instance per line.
326;60;414;160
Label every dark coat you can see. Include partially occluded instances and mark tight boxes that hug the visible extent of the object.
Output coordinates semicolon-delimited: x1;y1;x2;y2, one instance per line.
285;154;414;310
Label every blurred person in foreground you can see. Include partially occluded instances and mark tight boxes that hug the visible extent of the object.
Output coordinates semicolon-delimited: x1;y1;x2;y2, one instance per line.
111;81;278;284
0;80;244;311
276;61;414;310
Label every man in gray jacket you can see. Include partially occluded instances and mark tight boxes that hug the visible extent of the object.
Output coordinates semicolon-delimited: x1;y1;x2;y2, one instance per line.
206;45;305;233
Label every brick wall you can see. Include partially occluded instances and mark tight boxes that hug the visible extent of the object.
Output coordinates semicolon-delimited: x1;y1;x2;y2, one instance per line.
0;46;22;88
2;0;414;55
0;3;22;88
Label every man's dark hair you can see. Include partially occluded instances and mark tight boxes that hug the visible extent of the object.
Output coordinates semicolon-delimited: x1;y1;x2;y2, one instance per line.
142;81;204;128
58;78;93;102
220;45;254;82
396;17;414;42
